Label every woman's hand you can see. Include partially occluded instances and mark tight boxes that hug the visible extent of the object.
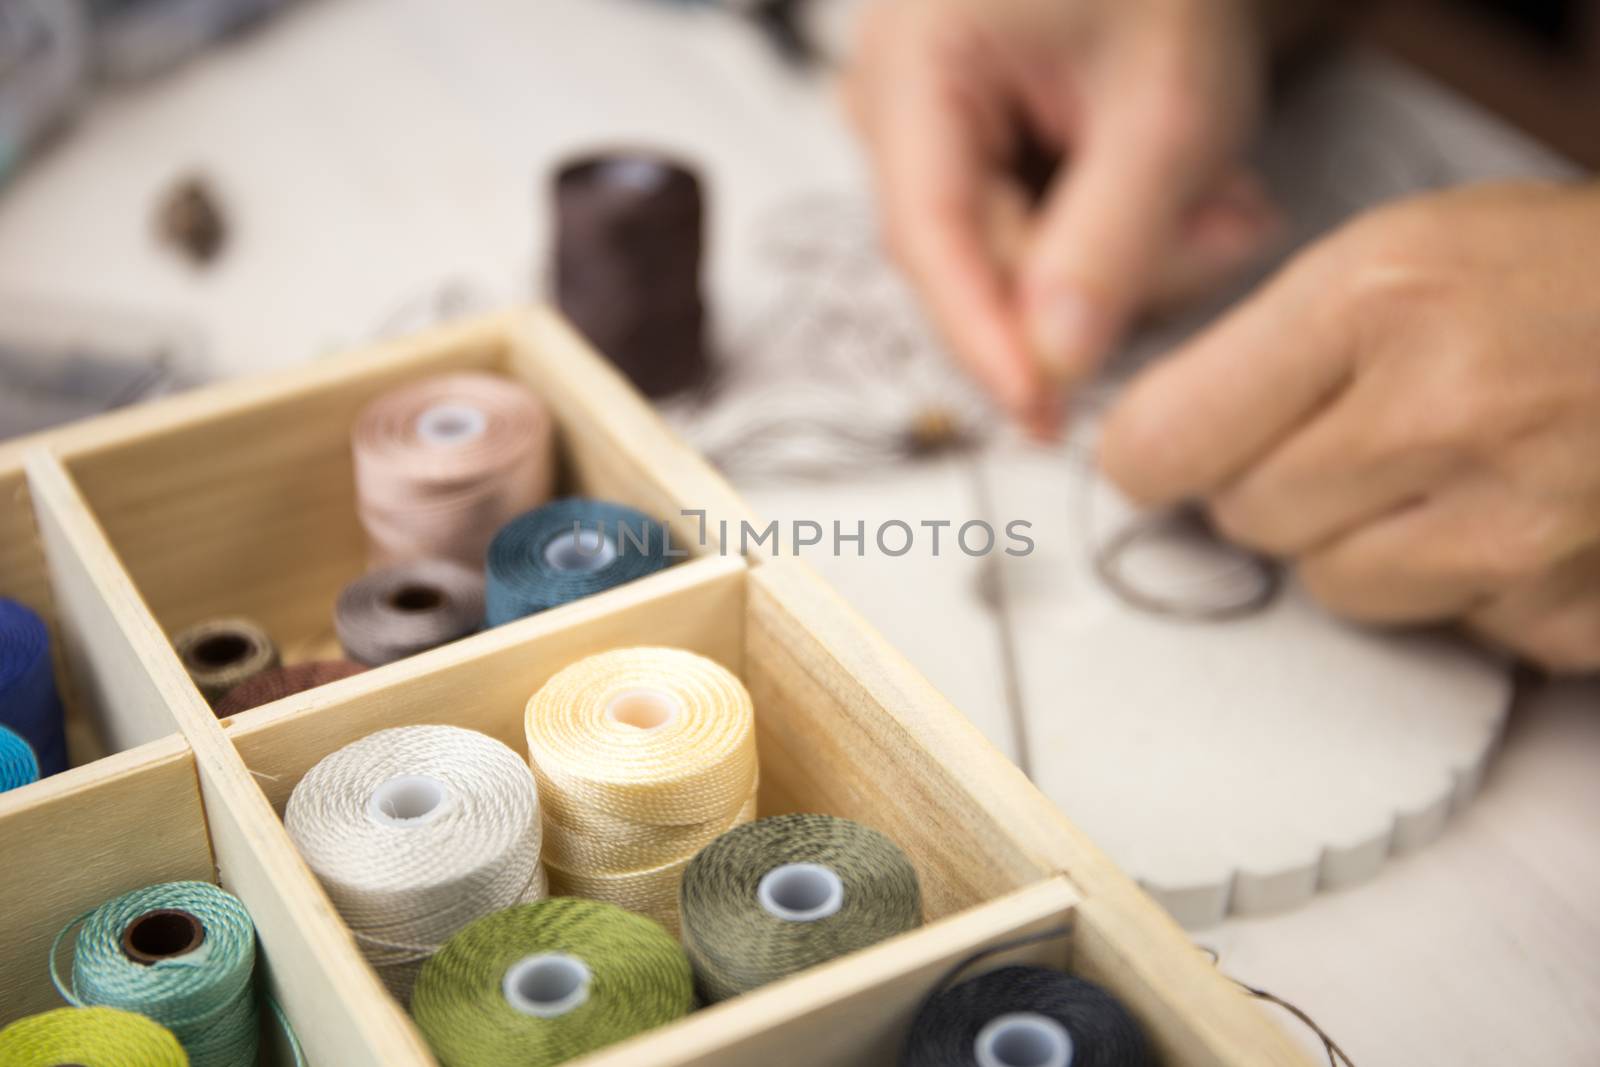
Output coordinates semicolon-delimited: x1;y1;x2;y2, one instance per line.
1103;181;1600;672
846;0;1276;433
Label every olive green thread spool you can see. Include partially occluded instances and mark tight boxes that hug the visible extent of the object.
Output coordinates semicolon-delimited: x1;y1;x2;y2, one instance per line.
680;813;923;1002
412;898;694;1067
172;617;278;705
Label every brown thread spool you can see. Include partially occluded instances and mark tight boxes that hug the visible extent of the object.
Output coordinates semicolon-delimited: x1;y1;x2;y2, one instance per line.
214;660;366;718
172;617;279;705
334;559;485;667
551;151;711;398
120;908;205;966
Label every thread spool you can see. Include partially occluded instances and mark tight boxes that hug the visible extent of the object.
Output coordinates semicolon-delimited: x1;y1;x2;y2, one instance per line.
0;598;67;776
900;966;1151;1067
412;897;694;1067
486;500;672;627
551;151;711;398
53;881;259;1067
352;372;555;568
171;617;278;706
525;647;757;932
284;725;546;1004
0;723;40;792
213;660;366;718
0;1007;187;1066
335;559;485;666
681;813;922;1001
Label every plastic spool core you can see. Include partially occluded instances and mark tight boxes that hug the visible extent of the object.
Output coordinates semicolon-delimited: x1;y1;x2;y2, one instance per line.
502;953;592;1018
606;688;680;731
388;583;444;613
600;158;669;192
368;774;451;826
974;1013;1074;1067
757;863;846;923
542;528;618;573
189;632;251;669
121;908;206;966
415;403;488;447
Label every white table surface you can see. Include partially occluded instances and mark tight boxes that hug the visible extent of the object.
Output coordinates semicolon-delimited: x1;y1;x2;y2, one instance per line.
1;2;1594;1063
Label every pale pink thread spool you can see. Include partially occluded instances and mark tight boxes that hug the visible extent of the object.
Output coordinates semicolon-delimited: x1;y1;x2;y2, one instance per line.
352;373;555;568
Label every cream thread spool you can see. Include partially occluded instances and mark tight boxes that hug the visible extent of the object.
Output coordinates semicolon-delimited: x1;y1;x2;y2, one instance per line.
352;373;555;567
284;725;546;1004
525;648;758;932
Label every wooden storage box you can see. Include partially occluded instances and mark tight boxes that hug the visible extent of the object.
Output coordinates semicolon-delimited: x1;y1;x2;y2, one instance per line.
0;310;1314;1067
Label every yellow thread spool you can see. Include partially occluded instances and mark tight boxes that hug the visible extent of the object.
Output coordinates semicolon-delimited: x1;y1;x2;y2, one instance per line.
525;648;758;932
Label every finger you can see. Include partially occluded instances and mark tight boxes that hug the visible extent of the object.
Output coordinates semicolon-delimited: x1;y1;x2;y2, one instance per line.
1019;91;1214;387
1468;553;1600;673
1099;239;1353;506
864;44;1041;415
1294;484;1541;625
1207;374;1463;556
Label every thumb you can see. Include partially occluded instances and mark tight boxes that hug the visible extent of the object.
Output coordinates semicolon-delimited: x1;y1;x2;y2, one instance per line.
1020;110;1209;388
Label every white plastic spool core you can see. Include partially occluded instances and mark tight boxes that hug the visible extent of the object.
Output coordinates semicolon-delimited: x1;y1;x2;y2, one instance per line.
606;688;680;731
543;528;618;573
599;157;669;192
415;403;488;447
503;954;592;1018
757;863;845;923
367;774;452;826
974;1013;1074;1067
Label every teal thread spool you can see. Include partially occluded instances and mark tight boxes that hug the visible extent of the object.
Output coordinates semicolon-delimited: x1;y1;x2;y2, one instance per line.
413;897;695;1067
52;881;259;1067
0;723;39;791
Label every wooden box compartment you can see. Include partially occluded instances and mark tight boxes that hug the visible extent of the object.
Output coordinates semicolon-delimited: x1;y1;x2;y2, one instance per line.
0;309;1315;1067
52;313;727;677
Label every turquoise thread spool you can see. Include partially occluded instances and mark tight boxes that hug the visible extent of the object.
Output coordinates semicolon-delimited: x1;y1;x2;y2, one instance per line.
0;723;39;791
52;881;260;1067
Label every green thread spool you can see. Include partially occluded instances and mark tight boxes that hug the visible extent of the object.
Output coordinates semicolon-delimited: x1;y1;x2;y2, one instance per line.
680;813;923;1002
0;1006;188;1066
52;881;258;1067
413;897;695;1067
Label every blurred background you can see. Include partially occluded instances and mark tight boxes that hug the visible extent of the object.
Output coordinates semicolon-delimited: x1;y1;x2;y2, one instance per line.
0;2;1596;1064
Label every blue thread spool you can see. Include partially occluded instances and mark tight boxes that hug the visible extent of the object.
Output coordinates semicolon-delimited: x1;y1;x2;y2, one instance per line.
485;499;672;626
0;724;39;792
0;598;66;776
53;881;261;1067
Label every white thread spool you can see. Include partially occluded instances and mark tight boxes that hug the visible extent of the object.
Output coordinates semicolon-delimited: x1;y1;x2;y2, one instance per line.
606;688;680;731
285;725;546;1005
502;953;592;1018
974;1013;1074;1067
542;527;618;573
414;403;488;447
757;863;845;923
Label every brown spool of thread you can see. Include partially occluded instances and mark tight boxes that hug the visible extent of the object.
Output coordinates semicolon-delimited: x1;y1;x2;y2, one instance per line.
172;618;279;705
214;660;366;718
551;151;711;398
120;909;206;966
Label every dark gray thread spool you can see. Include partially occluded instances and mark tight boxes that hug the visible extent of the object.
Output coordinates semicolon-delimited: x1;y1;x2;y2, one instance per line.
900;965;1150;1067
335;559;485;667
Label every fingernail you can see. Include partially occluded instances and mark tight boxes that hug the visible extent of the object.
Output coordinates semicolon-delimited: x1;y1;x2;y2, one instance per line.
1028;290;1098;384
